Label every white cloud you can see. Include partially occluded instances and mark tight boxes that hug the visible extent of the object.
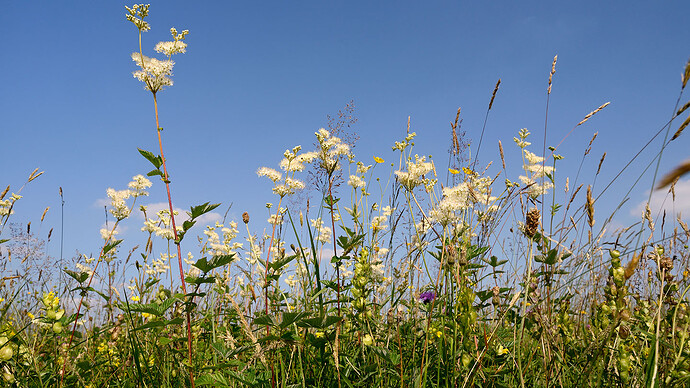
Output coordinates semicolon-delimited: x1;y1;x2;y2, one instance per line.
630;178;690;220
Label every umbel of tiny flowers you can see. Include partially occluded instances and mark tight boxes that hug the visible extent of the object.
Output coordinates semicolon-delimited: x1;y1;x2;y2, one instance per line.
127;5;188;94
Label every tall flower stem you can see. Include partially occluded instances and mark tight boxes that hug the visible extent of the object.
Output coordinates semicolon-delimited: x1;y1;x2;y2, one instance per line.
326;176;342;388
152;93;195;388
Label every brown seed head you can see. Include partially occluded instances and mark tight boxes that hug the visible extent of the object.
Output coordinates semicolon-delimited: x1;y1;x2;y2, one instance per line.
242;212;249;224
525;208;540;238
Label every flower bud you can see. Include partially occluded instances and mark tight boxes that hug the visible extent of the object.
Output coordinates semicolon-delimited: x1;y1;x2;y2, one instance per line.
0;346;13;361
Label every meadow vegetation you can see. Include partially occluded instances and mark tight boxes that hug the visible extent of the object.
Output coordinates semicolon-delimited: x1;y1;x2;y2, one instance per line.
2;4;690;387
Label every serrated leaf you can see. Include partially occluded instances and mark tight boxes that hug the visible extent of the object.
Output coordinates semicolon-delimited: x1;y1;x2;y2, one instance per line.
183;220;195;231
147;169;163;178
103;239;123;254
189;202;221;219
64;269;89;284
253;314;276;327
279;311;310;329
138;148;163;169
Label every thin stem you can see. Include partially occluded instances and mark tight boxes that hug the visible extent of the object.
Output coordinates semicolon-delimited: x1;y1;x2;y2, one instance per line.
153;93;195;388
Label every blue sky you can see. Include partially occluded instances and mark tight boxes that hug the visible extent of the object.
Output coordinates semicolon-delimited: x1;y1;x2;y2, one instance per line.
2;1;689;264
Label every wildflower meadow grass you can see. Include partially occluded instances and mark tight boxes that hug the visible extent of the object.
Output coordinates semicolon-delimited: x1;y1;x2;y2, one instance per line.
2;4;690;387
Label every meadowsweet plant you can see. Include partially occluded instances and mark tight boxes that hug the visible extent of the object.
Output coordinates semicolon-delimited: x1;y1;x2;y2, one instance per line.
2;4;690;386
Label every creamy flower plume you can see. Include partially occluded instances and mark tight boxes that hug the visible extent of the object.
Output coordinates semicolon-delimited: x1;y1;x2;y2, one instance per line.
131;52;174;93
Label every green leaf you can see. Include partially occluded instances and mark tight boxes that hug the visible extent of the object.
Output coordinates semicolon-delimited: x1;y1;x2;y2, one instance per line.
0;239;9;245
253;314;276;327
189;202;221;219
133;317;183;332
279;311;311;329
185;275;216;285
64;269;89;284
147;169;164;178
103;239;123;254
192;257;212;273
183;220;196;232
138;148;163;169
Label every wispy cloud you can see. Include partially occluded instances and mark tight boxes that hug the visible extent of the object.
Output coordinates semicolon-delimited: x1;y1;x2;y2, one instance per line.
630;178;690;220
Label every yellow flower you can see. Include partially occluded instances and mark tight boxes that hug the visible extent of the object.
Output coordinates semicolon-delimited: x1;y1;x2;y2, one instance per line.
142;312;151;319
27;312;35;320
448;168;460;175
362;334;373;346
497;344;509;355
435;330;442;338
373;156;384;163
131;295;140;302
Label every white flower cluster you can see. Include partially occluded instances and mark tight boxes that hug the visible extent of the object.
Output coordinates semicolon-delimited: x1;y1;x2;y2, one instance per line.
310;217;332;243
203;221;243;257
141;208;181;240
125;4;150;32
315;128;351;174
371;216;388;233
131;52;175;93
107;188;133;220
128;174;152;196
279;146;318;173
154;27;189;57
257;167;282;182
258;146;316;198
144;253;171;276
392;132;417;152
267;207;286;225
395;154;435;191
519;151;554;198
429;174;498;226
0;194;21;217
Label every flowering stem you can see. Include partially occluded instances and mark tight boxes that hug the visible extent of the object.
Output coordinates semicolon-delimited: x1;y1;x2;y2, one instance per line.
152;92;195;388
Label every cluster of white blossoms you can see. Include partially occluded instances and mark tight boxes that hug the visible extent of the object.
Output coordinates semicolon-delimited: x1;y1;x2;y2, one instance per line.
100;227;119;242
0;193;21;217
144;253;171;276
141;208;181;240
310;218;332;243
127;5;188;94
429;173;498;226
315;128;352;174
203;221;243;257
371;216;388;233
395;154;435;191
513;129;555;198
267;207;286;225
519;150;555;198
128;174;152;196
279;145;318;173
154;28;188;56
257;167;282;182
347;161;372;191
392;131;417;152
258;146;318;198
131;53;174;93
107;175;152;221
107;189;133;220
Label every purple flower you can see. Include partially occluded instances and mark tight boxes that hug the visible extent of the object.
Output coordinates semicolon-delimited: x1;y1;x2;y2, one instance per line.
419;291;436;304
